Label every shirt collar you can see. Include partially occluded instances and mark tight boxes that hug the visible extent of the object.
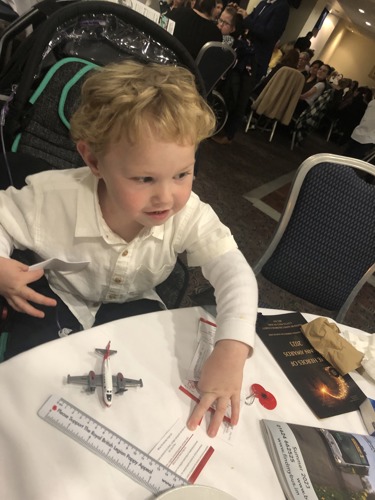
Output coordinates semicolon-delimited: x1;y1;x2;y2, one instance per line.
75;168;165;241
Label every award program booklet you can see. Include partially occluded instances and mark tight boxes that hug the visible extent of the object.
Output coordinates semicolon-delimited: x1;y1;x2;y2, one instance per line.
262;419;375;500
256;312;366;418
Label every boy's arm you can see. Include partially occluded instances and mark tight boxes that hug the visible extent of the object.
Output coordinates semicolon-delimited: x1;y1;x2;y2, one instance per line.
187;249;257;437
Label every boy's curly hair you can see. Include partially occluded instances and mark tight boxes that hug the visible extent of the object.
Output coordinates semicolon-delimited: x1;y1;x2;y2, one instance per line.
70;60;216;155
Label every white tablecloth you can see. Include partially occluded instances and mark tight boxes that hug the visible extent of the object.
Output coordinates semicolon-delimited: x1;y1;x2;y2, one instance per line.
0;307;374;500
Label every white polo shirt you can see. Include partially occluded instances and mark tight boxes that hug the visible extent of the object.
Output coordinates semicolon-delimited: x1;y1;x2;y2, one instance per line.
0;167;257;346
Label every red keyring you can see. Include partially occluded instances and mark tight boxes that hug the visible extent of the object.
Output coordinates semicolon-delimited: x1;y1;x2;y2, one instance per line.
245;383;277;410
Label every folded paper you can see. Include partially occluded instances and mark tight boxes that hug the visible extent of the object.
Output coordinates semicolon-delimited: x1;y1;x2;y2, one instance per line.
301;317;363;375
340;329;375;382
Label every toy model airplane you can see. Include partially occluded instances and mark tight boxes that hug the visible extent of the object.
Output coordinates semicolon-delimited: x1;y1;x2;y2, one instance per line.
67;341;143;407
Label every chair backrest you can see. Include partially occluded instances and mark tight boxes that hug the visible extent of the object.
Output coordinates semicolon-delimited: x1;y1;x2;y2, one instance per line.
195;41;236;96
252;67;305;125
254;153;375;323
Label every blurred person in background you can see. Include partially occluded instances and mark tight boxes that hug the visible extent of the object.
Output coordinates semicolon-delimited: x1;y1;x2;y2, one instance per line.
345;91;375;161
301;59;323;93
213;0;289;144
167;0;222;59
294;63;332;117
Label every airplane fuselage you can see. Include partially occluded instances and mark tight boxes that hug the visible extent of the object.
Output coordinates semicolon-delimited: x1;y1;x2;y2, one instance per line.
103;344;113;407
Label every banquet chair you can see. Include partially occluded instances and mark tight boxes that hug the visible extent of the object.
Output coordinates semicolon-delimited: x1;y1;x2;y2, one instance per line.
245;66;305;141
195;41;236;96
362;146;375;164
254;153;375;324
195;41;236;135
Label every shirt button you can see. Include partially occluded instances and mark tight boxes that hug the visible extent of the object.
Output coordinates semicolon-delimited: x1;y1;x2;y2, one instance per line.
122;250;128;257
114;277;122;284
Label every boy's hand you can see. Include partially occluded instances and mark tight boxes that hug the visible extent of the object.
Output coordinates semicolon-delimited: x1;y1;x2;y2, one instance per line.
187;340;250;438
0;257;57;317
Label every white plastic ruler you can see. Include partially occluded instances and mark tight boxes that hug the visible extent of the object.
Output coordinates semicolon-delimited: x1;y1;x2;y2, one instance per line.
38;395;188;495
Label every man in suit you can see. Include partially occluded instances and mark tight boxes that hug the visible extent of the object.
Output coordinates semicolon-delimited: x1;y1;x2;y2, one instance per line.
213;0;290;144
244;0;290;81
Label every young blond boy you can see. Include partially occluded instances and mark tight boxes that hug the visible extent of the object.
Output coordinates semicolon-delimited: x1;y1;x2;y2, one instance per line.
0;60;257;437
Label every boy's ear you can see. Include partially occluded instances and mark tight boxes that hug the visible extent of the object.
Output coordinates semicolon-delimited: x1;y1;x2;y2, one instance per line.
76;140;101;178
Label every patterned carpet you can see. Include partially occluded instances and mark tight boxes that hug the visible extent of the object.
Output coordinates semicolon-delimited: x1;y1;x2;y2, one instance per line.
181;124;375;334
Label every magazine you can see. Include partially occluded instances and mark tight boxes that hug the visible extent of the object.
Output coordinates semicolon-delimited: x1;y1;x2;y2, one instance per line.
256;312;366;418
262;419;375;500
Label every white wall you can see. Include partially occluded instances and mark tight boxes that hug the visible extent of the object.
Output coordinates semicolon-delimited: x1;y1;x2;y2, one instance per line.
280;0;326;43
310;12;340;59
318;18;375;87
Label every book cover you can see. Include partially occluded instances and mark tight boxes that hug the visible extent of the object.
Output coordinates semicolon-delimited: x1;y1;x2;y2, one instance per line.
256;312;366;418
262;419;375;500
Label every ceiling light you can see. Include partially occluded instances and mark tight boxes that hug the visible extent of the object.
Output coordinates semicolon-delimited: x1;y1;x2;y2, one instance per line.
365;21;371;26
358;9;365;14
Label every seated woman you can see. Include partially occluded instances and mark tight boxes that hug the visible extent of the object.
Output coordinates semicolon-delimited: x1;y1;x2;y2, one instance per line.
167;0;222;59
301;59;323;93
294;63;332;117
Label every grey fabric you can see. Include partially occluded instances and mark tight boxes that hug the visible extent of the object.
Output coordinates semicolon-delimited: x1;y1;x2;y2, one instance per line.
14;59;90;168
261;162;375;312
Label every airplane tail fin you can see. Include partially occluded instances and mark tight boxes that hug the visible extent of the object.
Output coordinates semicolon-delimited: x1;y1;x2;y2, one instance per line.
95;341;117;357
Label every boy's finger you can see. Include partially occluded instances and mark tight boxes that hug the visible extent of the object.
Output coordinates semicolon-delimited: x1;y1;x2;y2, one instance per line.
23;289;57;307
207;398;228;438
230;393;241;426
10;297;46;318
25;268;44;283
186;393;215;431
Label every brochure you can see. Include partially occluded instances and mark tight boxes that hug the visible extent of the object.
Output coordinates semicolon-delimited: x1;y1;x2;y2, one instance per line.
262;419;375;500
256;312;366;418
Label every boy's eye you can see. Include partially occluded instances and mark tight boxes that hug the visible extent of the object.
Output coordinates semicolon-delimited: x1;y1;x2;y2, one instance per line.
175;172;190;180
135;176;153;183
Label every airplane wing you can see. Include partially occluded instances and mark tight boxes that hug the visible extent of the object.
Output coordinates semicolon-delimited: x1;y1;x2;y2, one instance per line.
67;370;102;392
113;372;143;394
67;371;143;394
